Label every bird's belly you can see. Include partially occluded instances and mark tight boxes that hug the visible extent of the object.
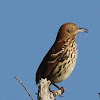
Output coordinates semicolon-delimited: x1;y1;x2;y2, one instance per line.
50;49;78;83
54;60;77;83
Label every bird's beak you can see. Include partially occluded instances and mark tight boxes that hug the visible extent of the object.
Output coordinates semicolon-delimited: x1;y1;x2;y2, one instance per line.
78;28;88;33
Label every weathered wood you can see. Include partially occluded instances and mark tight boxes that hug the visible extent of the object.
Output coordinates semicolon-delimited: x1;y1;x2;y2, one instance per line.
37;78;63;100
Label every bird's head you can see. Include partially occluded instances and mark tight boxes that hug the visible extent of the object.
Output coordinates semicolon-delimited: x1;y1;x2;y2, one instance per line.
57;23;88;40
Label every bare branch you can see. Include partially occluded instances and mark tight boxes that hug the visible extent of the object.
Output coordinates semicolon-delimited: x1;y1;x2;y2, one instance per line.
14;77;34;100
37;78;63;100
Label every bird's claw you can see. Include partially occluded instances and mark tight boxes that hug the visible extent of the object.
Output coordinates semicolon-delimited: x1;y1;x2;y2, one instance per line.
59;87;65;95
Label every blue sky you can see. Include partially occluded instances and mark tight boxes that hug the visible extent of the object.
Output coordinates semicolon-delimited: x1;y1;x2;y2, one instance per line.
0;0;100;100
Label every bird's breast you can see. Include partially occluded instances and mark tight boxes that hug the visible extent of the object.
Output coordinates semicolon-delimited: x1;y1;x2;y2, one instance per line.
50;39;78;83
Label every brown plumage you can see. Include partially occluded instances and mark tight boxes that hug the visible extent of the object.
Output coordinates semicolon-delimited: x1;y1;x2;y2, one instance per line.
36;23;88;91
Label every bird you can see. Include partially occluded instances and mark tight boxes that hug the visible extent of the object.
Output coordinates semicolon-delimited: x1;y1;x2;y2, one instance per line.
36;23;88;94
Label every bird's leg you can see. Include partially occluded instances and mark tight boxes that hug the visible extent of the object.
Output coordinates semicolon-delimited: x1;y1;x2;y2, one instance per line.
53;83;60;89
53;83;65;95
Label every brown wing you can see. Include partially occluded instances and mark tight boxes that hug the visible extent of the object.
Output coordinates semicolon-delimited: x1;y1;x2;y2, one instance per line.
36;39;67;84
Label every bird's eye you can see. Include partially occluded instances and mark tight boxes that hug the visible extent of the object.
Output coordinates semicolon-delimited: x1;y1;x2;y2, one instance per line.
67;30;70;33
73;25;75;28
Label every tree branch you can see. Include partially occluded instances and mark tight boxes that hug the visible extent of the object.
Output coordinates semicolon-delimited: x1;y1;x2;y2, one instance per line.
14;77;34;100
37;78;63;100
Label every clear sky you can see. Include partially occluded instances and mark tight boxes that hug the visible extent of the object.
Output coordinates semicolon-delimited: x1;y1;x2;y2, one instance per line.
0;0;100;100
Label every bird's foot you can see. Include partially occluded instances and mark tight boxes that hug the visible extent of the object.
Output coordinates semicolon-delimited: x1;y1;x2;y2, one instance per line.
49;88;58;97
59;87;65;95
53;84;65;95
49;86;65;97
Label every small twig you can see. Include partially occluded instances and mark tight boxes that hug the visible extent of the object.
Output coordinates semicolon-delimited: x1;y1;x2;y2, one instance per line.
14;77;34;100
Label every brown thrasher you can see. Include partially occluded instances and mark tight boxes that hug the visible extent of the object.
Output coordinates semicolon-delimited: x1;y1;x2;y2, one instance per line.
36;23;88;94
